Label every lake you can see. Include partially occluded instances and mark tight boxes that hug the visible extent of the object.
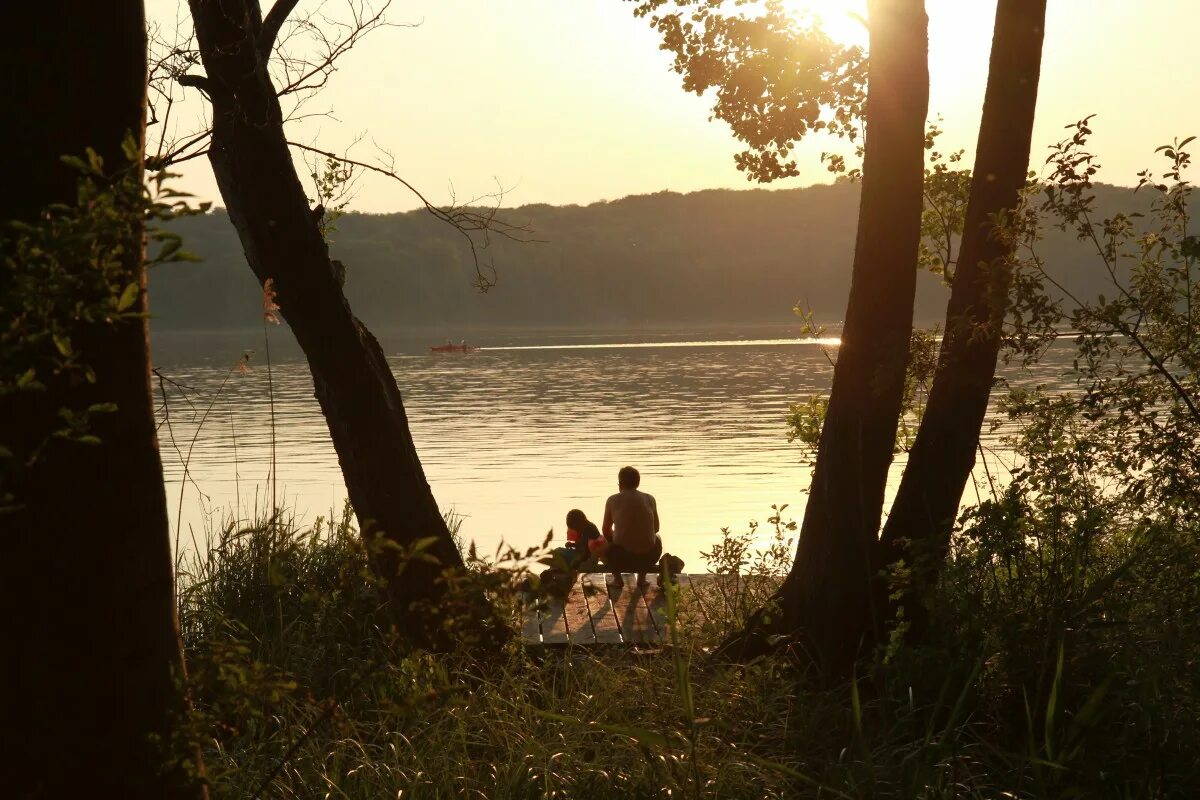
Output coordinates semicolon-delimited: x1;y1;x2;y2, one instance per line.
153;324;1064;568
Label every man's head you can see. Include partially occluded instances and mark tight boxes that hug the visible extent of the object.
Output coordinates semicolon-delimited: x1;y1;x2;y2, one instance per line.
566;508;588;529
618;465;640;490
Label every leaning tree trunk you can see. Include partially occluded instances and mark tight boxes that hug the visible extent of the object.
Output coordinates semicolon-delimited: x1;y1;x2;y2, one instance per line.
187;0;495;650
720;0;930;673
879;0;1047;636
0;3;205;797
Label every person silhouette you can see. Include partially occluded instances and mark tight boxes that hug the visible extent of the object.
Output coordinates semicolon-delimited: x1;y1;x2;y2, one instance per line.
601;466;662;588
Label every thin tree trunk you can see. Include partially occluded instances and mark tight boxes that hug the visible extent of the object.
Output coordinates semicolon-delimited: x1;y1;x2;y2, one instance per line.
187;0;495;650
720;0;930;672
0;3;205;796
879;0;1047;633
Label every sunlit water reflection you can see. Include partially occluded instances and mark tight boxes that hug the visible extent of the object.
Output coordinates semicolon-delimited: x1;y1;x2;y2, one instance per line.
154;325;1067;567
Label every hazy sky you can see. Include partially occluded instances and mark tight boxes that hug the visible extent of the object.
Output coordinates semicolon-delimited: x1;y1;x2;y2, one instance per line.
148;0;1199;213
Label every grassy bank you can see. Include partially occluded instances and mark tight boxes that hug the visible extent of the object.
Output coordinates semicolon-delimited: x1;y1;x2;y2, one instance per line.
176;498;1200;799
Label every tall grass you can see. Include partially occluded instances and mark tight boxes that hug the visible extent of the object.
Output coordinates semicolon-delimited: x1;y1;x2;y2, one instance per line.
176;505;1200;799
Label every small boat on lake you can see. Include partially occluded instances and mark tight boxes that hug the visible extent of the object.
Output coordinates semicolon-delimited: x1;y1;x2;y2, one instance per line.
430;341;478;353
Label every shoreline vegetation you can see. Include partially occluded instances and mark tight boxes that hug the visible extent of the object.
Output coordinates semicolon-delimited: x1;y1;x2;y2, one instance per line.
178;494;1199;798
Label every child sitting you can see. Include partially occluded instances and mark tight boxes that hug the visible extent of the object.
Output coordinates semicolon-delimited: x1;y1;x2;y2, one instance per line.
563;508;604;569
534;509;603;598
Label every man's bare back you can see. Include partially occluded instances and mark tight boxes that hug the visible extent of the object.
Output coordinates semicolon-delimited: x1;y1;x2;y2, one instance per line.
602;487;659;554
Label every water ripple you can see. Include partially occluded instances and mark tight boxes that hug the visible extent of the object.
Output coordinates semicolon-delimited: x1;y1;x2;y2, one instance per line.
158;327;1070;566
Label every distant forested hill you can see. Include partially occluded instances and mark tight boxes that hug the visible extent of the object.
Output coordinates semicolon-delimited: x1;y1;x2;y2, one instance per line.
149;182;1148;332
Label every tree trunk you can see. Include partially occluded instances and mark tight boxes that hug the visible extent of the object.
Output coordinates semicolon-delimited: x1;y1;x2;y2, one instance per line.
187;0;495;650
0;3;205;797
720;0;930;672
879;0;1047;633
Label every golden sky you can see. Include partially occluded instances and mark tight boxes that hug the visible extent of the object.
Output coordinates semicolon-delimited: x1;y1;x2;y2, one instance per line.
149;0;1200;213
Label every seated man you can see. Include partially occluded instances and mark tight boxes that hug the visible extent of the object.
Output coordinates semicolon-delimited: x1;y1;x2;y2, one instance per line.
601;466;662;588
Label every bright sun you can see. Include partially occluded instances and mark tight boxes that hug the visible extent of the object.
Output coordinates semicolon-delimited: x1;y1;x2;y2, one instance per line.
780;0;869;47
781;1;1002;60
781;0;1004;104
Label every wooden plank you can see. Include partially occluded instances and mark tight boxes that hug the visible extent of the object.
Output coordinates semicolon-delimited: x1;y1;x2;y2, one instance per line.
520;600;543;644
637;574;671;642
563;577;597;645
606;574;661;644
540;593;570;644
581;574;624;643
522;574;779;646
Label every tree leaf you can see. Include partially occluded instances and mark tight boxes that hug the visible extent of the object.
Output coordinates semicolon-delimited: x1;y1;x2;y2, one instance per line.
116;282;139;312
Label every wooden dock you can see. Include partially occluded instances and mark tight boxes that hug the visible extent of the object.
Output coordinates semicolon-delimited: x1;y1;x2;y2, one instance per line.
522;572;709;645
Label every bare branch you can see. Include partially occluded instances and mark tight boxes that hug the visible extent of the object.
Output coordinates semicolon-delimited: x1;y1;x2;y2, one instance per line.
286;139;539;291
259;0;302;55
152;145;212;170
147;12;209;168
147;128;212;171
148;1;538;293
271;0;407;102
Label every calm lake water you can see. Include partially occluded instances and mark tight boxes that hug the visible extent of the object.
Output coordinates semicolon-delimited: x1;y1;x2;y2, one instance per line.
153;324;1065;567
